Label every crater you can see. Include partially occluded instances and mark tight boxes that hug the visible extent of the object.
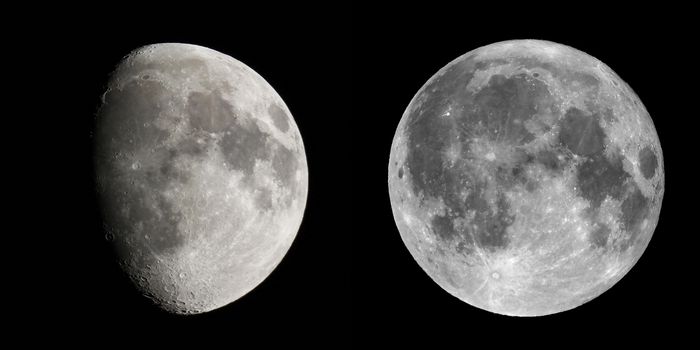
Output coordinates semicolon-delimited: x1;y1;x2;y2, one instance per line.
638;146;658;179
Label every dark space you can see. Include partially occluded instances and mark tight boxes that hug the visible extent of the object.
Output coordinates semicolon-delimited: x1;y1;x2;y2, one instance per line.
12;2;693;346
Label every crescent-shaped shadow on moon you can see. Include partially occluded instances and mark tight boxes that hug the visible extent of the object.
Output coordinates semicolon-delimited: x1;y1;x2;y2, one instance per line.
388;40;663;316
94;43;308;314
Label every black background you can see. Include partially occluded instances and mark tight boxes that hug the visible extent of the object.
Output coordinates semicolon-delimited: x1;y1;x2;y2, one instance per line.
16;2;692;346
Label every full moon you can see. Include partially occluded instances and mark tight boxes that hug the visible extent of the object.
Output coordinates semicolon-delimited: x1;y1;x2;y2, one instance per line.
94;43;308;314
388;40;663;316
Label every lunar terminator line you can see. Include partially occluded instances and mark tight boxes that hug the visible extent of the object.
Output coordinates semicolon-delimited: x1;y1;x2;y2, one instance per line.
388;40;663;316
94;43;308;314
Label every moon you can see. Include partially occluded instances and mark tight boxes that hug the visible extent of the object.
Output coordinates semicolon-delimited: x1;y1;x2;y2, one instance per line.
94;43;308;314
388;40;663;316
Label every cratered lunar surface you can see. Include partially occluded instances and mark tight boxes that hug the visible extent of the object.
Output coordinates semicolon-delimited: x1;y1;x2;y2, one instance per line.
388;40;663;316
94;43;308;314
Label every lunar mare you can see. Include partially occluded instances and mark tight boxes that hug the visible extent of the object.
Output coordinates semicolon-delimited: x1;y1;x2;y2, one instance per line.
94;43;308;314
388;40;663;316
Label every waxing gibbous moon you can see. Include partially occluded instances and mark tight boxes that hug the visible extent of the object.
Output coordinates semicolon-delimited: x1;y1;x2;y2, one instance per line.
94;43;308;314
388;40;663;316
